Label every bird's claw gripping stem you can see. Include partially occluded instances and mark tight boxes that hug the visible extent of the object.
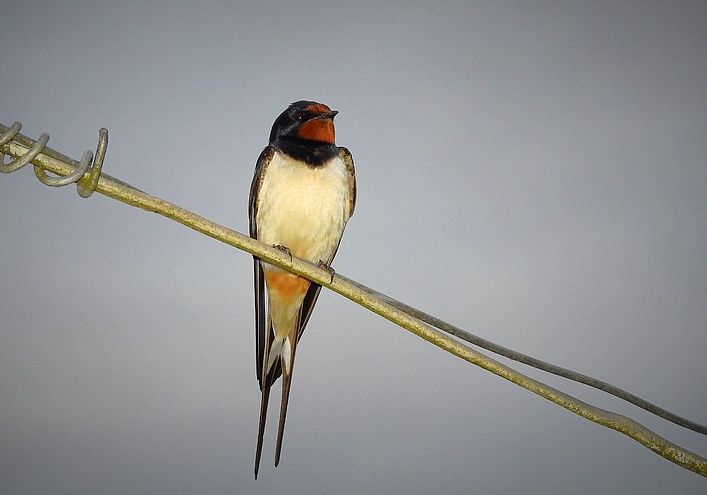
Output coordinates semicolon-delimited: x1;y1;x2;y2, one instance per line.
318;260;335;284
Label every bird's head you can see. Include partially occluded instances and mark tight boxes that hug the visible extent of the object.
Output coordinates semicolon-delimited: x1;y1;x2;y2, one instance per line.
269;100;338;146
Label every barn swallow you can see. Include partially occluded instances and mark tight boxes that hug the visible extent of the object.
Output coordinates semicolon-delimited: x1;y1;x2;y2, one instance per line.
249;101;356;478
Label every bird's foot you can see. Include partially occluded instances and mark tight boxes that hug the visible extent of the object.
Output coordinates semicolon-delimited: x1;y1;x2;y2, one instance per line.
273;244;292;262
318;260;335;284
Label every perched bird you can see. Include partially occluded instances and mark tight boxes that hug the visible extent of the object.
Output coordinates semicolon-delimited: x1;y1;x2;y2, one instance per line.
249;101;356;478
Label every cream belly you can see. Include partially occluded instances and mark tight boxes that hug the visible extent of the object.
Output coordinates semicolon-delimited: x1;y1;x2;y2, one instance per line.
255;151;350;339
255;151;350;265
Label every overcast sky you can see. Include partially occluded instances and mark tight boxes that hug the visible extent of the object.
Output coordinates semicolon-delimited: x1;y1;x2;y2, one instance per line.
1;1;706;493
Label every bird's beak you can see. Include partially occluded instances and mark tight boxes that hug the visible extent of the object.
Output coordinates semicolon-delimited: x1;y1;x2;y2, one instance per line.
309;110;338;121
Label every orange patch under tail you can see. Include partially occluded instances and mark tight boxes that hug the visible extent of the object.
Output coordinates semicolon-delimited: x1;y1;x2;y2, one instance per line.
264;271;311;299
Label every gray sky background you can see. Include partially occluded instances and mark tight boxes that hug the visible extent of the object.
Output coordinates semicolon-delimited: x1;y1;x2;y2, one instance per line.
1;1;706;493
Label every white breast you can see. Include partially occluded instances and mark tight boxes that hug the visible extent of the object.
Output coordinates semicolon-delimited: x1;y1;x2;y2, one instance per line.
256;151;350;264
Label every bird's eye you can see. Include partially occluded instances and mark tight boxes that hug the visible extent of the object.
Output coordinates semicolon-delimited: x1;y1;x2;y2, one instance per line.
294;112;305;121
